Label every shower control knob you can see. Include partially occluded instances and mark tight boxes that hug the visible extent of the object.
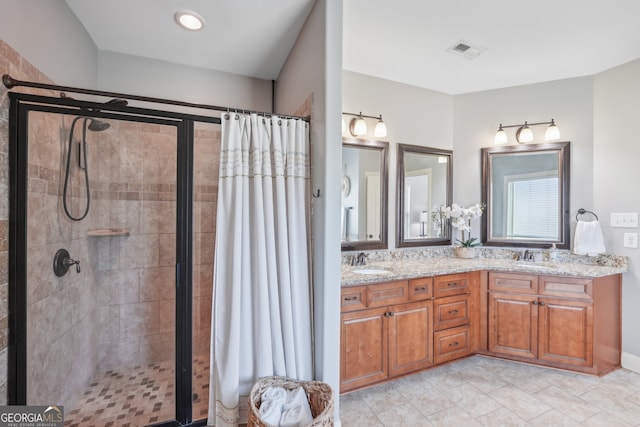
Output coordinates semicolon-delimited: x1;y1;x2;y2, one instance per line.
53;248;81;277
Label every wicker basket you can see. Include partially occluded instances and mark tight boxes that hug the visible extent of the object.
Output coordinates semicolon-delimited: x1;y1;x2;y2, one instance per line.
248;375;334;427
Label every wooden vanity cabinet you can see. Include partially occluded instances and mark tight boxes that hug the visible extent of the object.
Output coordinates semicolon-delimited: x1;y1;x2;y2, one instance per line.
340;279;434;392
487;272;621;375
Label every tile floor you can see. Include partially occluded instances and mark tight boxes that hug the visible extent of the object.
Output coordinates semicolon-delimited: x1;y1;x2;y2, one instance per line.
63;356;210;427
339;355;640;426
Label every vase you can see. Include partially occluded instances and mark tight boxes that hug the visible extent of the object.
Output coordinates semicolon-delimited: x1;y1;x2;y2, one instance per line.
454;247;476;259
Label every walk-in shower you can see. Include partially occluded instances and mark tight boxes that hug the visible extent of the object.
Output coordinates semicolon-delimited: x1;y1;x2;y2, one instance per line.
8;88;220;426
62;98;128;221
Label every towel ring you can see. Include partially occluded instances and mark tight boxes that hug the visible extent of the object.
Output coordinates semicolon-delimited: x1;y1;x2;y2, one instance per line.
576;208;598;221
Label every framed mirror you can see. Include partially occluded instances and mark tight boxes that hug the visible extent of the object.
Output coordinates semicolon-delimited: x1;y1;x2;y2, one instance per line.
396;144;453;247
341;138;389;251
481;141;570;248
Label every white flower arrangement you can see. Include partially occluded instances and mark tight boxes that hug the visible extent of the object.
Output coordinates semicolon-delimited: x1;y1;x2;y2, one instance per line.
436;203;485;247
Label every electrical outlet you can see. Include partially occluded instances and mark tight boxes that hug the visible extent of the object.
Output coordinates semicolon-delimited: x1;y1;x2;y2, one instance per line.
611;213;639;228
624;232;639;248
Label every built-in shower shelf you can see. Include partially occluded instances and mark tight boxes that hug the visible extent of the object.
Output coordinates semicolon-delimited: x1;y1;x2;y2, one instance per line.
87;228;130;237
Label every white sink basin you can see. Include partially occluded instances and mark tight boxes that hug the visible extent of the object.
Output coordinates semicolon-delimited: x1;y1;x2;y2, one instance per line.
353;268;393;275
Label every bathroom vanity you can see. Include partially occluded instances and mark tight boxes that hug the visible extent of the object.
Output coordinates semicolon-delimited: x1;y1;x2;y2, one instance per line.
340;257;624;393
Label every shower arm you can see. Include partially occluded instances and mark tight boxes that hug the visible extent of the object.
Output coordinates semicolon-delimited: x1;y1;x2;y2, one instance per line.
2;74;310;122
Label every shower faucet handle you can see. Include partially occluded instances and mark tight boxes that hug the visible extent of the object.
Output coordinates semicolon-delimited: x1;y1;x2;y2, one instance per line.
53;248;81;276
65;257;81;273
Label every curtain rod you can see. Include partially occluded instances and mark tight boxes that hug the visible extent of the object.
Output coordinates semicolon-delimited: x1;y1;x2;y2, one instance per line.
2;74;310;122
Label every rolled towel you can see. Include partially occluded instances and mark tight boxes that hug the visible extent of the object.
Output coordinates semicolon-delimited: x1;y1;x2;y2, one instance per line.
280;387;313;427
259;386;288;427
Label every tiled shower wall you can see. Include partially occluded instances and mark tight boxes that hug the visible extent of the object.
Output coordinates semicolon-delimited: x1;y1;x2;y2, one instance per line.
0;38;219;406
0;38;57;404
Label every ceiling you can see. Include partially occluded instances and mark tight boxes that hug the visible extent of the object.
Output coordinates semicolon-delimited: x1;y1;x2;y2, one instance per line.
66;0;640;95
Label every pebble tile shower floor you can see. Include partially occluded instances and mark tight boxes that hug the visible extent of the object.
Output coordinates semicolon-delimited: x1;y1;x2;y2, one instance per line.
63;356;210;427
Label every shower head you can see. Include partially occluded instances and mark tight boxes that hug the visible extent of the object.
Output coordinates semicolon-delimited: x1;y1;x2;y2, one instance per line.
87;118;110;132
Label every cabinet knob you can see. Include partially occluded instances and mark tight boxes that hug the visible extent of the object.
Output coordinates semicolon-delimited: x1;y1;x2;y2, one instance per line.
384;311;395;317
539;301;545;306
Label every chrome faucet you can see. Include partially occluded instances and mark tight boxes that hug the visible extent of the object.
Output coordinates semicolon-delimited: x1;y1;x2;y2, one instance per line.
352;252;368;266
523;250;534;261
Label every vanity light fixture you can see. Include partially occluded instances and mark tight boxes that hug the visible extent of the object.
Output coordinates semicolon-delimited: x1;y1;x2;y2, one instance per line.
343;112;387;138
494;119;560;145
175;10;205;31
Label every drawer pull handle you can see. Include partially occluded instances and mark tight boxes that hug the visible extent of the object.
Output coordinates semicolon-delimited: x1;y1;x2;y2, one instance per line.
448;309;459;314
449;341;459;347
414;286;427;292
343;296;359;302
447;282;458;287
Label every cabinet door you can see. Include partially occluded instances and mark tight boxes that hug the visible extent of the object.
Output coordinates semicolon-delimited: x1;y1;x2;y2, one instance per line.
388;300;433;377
538;297;593;367
340;307;388;392
488;292;538;359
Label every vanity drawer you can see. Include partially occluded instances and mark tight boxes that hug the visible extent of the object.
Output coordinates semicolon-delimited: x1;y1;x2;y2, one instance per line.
489;272;538;294
341;286;367;312
539;276;593;299
433;273;470;298
408;277;433;301
434;294;470;331
367;280;409;308
434;325;471;364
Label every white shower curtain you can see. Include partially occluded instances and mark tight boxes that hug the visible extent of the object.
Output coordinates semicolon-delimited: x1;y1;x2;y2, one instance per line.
208;113;313;426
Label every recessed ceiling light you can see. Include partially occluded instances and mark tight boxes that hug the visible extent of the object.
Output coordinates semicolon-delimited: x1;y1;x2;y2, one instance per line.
174;10;205;31
446;39;486;60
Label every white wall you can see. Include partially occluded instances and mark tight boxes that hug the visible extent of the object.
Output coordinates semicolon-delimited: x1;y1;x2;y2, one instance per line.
0;0;97;88
594;58;640;360
453;77;594;242
276;0;343;420
342;71;453;248
98;51;272;113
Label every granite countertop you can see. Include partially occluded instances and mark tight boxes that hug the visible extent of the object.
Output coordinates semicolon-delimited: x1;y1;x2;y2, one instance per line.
341;257;629;287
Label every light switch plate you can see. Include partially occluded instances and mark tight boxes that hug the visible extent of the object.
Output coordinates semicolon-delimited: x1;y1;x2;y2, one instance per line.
624;232;639;248
611;213;639;228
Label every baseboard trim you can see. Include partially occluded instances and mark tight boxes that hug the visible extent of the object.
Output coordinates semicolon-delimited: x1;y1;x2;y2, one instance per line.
621;352;640;373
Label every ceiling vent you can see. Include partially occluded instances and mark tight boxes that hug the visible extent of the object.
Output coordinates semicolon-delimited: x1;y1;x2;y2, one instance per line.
447;39;486;60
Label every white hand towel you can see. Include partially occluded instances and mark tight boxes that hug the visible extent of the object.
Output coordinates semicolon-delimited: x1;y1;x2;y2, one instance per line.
573;220;606;256
259;386;288;427
280;387;313;427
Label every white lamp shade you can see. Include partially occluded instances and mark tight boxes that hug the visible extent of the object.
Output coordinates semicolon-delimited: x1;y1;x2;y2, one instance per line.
350;117;367;136
494;129;508;145
516;126;533;143
545;123;560;140
374;120;387;137
419;212;429;222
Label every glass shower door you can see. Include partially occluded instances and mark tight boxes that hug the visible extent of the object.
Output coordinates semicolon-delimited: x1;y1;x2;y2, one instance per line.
23;107;178;426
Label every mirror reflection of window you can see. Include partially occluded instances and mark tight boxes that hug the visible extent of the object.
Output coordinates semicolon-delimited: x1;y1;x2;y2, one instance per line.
490;151;560;241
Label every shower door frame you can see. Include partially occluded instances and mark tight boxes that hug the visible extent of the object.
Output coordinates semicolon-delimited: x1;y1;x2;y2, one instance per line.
7;92;218;427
